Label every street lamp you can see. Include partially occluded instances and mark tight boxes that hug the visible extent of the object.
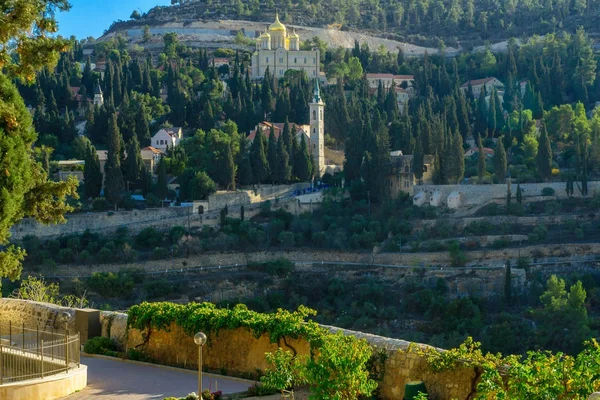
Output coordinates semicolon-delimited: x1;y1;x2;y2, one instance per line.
194;332;207;398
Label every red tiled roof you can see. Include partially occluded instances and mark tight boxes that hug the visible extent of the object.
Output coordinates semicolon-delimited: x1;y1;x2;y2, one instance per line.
247;122;305;141
469;147;495;155
142;146;164;154
366;73;395;79
394;75;414;80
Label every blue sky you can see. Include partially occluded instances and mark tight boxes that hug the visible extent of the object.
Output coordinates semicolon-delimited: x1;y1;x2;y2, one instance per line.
56;0;171;39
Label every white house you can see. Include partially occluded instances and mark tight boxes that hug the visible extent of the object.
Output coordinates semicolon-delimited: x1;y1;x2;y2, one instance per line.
141;146;164;172
366;73;414;89
460;77;504;97
151;127;183;150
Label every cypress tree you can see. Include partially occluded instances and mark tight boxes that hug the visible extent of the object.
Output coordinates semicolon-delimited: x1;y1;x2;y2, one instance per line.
221;143;236;190
504;259;512;305
475;88;488;136
104;114;125;208
516;184;523;204
250;129;269;183
488;90;497;135
413;134;424;183
451;130;465;184
155;158;168;199
477;134;486;183
295;133;312;182
267;126;278;182
84;145;102;199
494;137;508;182
282;117;293;156
125;135;143;189
276;134;292;183
536;123;553;181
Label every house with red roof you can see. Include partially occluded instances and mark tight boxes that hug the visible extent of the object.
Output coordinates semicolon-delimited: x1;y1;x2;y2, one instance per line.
460;77;504;97
151;127;183;151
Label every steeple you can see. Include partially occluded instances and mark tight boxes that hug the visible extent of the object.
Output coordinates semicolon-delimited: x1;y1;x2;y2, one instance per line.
313;79;321;103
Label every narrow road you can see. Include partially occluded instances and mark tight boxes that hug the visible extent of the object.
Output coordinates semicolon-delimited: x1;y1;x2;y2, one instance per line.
64;356;254;400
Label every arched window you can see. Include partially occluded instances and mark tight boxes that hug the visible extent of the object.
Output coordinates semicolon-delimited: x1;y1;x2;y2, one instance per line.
294;58;297;64
404;165;410;174
313;128;316;134
312;110;317;120
320;110;323;121
423;165;428;173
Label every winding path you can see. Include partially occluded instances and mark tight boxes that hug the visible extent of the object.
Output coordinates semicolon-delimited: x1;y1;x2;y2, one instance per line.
63;355;254;400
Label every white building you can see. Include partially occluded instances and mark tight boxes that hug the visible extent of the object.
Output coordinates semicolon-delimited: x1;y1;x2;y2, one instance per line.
251;14;320;79
366;73;414;89
460;77;504;97
151;127;183;151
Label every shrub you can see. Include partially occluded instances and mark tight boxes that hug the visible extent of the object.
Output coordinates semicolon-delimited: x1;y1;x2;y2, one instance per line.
247;383;277;397
144;280;178;299
491;238;509;249
541;187;555;196
449;241;467;267
136;227;163;249
87;271;135;298
58;248;75;263
169;226;186;245
151;247;170;260
83;337;120;356
97;247;113;263
249;258;294;277
92;198;109;211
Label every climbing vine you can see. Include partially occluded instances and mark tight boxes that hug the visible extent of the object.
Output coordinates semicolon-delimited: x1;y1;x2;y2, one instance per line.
127;302;323;343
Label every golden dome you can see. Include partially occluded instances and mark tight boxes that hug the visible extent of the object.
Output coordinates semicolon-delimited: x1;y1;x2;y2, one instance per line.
269;13;286;32
289;30;299;39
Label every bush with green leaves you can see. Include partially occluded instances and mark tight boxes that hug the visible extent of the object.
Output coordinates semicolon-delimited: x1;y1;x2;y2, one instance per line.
541;187;556;196
87;271;135;298
83;336;120;356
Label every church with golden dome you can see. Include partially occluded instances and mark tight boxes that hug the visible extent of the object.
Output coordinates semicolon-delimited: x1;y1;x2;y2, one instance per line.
251;14;321;79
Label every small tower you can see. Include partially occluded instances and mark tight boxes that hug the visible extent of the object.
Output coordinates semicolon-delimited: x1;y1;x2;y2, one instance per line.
93;83;104;107
309;79;325;178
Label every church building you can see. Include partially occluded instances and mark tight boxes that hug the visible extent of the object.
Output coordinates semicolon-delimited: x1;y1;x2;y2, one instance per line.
251;14;320;80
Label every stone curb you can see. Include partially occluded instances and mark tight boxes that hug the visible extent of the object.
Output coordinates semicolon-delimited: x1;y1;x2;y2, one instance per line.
81;352;258;385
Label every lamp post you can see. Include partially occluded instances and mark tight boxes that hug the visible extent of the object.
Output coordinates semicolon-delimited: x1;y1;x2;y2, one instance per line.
194;332;207;398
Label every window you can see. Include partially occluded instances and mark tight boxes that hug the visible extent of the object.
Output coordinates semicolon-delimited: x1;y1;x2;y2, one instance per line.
279;57;283;63
312;110;316;120
266;57;269;63
313;144;316;150
313;70;316;76
423;165;428;173
280;69;283;75
313;57;316;63
404;181;410;188
304;57;307;63
320;110;323;121
313;128;316;134
404;165;410;174
294;58;297;64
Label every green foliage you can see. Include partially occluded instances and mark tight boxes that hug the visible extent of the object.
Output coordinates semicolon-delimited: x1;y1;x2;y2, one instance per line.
87;271;135;298
83;336;120;356
302;331;377;400
541;187;556;196
248;259;295;277
261;348;305;392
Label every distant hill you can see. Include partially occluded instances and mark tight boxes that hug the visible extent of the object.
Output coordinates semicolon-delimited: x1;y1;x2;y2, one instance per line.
106;0;600;50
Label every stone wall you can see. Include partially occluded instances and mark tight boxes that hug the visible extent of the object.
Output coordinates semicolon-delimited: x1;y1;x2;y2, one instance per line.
2;298;477;399
0;298;77;332
417;181;600;206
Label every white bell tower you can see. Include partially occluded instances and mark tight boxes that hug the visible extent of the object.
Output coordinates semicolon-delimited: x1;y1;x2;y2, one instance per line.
309;79;325;178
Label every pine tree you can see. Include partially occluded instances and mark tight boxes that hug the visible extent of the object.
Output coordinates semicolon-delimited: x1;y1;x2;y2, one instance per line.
104;114;125;208
155;158;168;199
84;145;102;199
494;137;508;182
477;134;486;183
295;133;313;182
488;90;497;135
537;123;553;181
125;135;143;189
451;131;465;184
267;126;278;182
250;129;269;183
221;143;236;190
276;134;292;183
413;134;424;182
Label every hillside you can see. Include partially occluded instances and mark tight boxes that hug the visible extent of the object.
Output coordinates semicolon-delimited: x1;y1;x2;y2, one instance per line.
105;0;600;50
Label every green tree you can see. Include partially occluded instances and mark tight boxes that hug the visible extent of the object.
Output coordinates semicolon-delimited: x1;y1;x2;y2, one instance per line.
537;123;553;181
104;114;126;208
295;133;313;182
276;135;292;184
267;126;278;182
477;134;486;183
142;25;151;43
125;135;143;189
494;138;507;182
504;259;512;304
155;158;168;200
250;130;269;183
537;275;591;353
516;184;523;204
302;332;377;400
84;144;102;200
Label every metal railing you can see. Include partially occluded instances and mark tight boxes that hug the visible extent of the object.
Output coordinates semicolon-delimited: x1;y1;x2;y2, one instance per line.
0;322;80;384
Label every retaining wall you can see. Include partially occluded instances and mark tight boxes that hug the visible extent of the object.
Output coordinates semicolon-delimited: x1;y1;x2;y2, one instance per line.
417;181;600;206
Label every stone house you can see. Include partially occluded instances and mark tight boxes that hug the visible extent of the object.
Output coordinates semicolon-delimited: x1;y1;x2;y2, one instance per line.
387;151;434;195
366;73;414;89
141;146;164;173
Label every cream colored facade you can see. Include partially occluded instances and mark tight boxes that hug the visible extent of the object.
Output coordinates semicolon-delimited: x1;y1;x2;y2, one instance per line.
251;14;320;79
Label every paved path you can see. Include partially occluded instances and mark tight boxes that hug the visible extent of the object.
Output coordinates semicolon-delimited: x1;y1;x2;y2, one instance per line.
63;356;254;400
